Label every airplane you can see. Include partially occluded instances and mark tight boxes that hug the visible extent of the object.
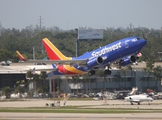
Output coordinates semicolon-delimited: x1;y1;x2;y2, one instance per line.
124;94;154;105
18;36;147;76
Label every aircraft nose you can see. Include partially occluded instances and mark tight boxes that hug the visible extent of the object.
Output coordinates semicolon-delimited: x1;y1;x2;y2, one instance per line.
140;39;147;46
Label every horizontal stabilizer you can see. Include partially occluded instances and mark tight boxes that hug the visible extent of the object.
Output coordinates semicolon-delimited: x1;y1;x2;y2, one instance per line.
21;59;88;66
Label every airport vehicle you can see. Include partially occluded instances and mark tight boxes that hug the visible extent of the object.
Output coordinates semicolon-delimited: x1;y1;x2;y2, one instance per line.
124;94;154;105
0;61;10;66
18;36;146;76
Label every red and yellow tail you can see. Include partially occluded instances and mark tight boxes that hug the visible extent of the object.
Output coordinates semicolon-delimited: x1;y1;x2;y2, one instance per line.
16;51;26;61
42;38;71;60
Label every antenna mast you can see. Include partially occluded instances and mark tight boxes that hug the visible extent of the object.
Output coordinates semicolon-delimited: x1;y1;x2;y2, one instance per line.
38;16;43;32
0;21;2;36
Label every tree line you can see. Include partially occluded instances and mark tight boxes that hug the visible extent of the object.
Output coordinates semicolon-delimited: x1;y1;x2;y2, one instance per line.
0;26;162;62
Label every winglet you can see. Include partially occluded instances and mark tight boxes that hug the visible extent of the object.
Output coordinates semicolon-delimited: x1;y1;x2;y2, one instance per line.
16;51;27;61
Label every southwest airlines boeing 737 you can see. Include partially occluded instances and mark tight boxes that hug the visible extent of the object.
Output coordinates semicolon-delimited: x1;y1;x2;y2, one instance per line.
17;36;146;76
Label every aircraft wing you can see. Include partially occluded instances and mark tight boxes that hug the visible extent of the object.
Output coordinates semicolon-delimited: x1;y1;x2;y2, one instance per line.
1;65;57;72
22;59;88;66
24;67;57;71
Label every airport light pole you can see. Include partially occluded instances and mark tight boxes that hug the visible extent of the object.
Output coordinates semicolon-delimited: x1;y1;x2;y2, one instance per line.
75;28;79;57
33;46;35;60
53;78;55;106
0;21;1;36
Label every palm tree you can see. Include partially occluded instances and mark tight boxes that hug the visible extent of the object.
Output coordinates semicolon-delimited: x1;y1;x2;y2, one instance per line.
153;65;162;90
26;71;33;80
143;68;152;88
139;76;145;92
16;80;25;87
143;60;154;88
32;73;40;93
26;71;34;97
40;71;48;87
37;69;50;98
120;68;126;89
14;86;25;98
2;87;11;99
15;80;26;98
114;72;122;89
127;65;133;81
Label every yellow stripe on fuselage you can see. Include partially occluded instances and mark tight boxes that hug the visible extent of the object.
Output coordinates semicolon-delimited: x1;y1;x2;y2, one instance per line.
64;65;87;74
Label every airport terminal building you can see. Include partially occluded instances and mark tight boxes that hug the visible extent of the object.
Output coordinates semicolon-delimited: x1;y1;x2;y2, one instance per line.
58;70;161;93
0;63;161;93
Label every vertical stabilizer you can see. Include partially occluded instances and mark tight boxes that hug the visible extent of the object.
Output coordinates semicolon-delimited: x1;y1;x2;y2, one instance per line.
42;38;68;60
16;51;26;61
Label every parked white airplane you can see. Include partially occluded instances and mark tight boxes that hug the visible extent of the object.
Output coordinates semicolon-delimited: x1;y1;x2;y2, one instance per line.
125;94;153;105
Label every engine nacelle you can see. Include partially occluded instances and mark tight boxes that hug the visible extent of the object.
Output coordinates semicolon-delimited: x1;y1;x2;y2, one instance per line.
119;55;137;66
87;56;103;69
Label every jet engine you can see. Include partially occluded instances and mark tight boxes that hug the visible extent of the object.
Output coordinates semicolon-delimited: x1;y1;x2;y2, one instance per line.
87;56;103;69
119;55;137;66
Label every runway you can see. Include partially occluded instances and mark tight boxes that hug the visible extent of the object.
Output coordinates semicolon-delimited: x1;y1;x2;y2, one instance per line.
0;99;162;108
0;113;162;120
0;99;162;120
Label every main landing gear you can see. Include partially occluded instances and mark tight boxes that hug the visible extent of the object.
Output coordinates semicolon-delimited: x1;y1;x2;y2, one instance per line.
104;65;112;76
88;70;95;76
88;69;112;76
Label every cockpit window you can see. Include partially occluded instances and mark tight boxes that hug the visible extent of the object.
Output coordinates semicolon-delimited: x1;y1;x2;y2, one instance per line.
136;37;140;40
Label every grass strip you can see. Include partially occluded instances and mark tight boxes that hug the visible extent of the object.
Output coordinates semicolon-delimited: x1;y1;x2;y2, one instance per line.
0;107;162;114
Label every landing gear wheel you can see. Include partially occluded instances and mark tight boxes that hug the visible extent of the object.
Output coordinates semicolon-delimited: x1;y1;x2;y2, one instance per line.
88;71;92;76
88;70;95;76
104;70;112;76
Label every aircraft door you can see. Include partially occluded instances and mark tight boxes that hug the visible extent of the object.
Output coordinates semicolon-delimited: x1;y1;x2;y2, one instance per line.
63;65;68;73
125;40;129;48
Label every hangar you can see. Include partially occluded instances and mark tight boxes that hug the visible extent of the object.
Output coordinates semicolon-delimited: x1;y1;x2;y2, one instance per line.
0;66;26;89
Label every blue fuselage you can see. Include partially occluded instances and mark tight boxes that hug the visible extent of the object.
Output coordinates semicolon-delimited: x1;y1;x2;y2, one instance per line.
74;36;146;70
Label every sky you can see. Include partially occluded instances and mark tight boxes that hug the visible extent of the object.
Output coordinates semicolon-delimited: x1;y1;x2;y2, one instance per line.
0;0;162;30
